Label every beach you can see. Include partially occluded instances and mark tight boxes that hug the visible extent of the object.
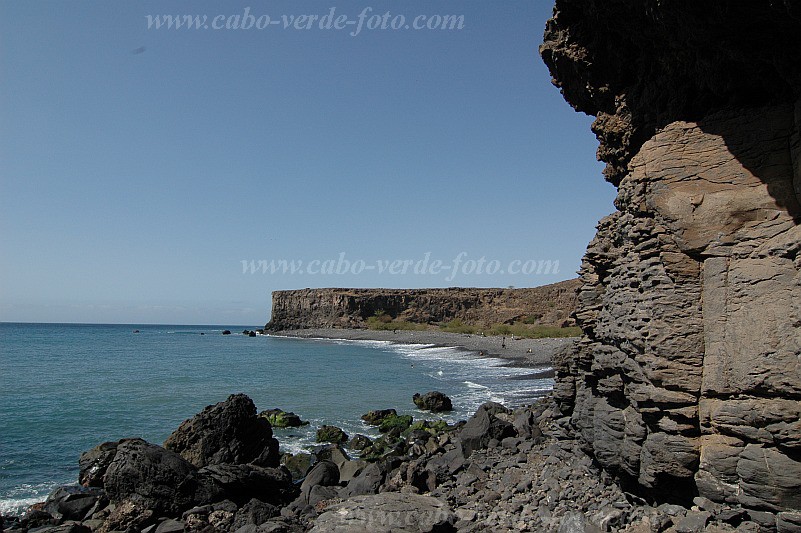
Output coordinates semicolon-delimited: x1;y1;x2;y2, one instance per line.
269;328;576;370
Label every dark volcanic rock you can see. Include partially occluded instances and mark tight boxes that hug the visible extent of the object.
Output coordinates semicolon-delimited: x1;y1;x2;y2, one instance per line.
164;393;280;468
349;434;373;451
78;441;119;488
299;461;340;503
103;438;219;516
413;391;453;413
458;402;515;458
42;485;106;521
200;463;294;506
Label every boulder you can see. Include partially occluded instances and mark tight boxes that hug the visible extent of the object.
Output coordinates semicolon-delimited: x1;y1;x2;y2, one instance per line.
300;461;340;502
342;462;386;497
79;441;119;487
309;493;455;532
413;392;453;412
164;393;280;468
349;434;373;451
316;425;348;444
222;330;231;335
458;402;515;457
102;438;219;515
200;463;294;506
361;409;397;426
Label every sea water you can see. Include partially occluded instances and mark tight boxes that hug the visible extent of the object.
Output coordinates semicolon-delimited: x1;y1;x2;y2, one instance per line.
0;322;553;515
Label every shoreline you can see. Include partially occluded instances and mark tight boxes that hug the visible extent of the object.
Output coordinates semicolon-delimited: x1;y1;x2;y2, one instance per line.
267;327;577;371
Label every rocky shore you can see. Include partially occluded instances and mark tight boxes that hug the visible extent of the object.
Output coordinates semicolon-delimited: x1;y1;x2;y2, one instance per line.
3;388;786;533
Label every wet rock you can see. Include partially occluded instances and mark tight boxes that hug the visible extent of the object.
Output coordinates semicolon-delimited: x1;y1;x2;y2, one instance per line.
316;425;348;444
259;409;308;428
413;392;453;413
349;434;373;451
361;409;398;426
164;393;280;468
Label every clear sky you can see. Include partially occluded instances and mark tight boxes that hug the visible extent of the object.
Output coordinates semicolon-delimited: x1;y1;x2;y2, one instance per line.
0;1;615;325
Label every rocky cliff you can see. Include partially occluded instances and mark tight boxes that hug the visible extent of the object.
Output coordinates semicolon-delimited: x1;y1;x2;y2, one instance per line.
541;0;801;520
265;279;580;331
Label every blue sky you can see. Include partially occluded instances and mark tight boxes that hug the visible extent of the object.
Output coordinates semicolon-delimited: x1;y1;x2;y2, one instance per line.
0;1;615;325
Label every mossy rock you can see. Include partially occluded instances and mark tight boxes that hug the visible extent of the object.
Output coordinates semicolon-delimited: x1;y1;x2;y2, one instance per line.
378;414;413;434
316;425;349;444
280;452;312;481
405;419;449;436
360;434;404;461
361;409;397;426
259;408;308;428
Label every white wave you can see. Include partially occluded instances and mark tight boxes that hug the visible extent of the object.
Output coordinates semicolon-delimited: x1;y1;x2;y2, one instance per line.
464;381;489;390
0;481;60;516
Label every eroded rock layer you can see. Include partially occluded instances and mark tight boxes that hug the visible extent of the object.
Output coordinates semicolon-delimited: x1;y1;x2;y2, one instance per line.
542;0;801;515
265;280;580;331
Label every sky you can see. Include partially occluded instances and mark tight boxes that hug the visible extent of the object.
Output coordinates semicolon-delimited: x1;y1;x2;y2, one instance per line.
0;1;616;325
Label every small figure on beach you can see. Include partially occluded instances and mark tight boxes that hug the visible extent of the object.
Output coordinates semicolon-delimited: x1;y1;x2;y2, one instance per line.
501;336;506;349
479;350;485;356
527;348;532;353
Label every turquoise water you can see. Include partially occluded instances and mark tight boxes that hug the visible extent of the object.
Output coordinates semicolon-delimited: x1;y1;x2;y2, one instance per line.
0;322;553;515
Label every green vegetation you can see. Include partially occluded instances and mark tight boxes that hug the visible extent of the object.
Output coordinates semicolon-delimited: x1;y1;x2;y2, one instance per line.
440;319;581;339
378;414;413;434
439;319;475;334
405;419;449;435
365;312;427;331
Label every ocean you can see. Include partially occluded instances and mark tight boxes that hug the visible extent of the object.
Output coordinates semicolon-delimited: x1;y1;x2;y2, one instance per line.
0;322;553;516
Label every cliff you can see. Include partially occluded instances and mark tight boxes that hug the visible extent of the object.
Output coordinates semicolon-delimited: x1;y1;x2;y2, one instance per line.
542;0;801;519
265;279;580;331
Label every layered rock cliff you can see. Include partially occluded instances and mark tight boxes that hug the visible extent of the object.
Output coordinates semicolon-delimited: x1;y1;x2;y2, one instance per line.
541;0;801;519
265;279;580;331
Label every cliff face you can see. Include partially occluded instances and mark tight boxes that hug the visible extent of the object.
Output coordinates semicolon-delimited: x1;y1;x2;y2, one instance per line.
265;279;580;331
542;0;801;516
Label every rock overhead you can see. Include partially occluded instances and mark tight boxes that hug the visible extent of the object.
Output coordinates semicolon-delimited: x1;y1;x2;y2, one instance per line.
541;0;801;517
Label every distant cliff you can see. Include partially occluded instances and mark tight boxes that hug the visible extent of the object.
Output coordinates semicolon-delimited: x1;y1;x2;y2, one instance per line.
265;279;580;331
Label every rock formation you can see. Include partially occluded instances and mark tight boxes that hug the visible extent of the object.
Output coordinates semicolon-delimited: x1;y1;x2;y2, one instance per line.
265;280;580;331
541;0;801;519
